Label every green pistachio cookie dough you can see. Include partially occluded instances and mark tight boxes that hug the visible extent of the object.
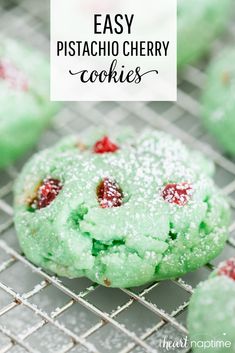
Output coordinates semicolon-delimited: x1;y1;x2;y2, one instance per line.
178;0;232;68
0;37;59;169
188;258;235;352
202;48;235;155
14;130;230;288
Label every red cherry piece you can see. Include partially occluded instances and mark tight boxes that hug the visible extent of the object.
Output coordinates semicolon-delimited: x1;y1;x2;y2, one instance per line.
97;178;123;208
30;178;62;210
93;136;119;154
162;182;193;206
0;60;28;91
217;258;235;281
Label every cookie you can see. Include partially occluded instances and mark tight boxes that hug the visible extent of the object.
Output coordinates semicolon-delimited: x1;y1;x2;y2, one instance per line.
14;130;230;288
202;48;235;155
188;258;235;352
178;0;232;68
0;37;59;169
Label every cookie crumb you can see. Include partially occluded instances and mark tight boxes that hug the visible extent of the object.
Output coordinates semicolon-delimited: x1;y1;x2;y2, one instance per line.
221;71;231;86
104;278;111;287
76;141;87;151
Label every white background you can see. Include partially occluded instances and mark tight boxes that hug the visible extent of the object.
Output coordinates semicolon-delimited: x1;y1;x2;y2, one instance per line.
51;0;177;101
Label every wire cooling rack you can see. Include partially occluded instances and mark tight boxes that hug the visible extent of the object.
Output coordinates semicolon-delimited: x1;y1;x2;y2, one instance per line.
1;1;235;352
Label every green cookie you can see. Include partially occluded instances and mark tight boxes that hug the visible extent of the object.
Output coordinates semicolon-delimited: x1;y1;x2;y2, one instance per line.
188;258;235;352
178;0;232;68
0;37;59;169
14;130;230;288
202;48;235;155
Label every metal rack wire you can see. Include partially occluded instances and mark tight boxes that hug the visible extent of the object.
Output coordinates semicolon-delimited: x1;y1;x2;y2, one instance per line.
0;1;235;352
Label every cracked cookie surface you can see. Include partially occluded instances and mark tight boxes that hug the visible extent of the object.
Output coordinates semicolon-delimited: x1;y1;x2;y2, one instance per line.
14;129;230;287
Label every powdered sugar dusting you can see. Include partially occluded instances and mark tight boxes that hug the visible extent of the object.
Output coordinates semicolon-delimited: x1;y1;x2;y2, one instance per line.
14;129;230;288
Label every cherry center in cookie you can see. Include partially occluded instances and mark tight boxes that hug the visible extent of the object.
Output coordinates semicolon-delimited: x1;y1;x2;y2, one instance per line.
217;258;235;281
162;182;193;206
0;60;28;91
97;177;123;208
93;136;119;154
29;178;62;210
